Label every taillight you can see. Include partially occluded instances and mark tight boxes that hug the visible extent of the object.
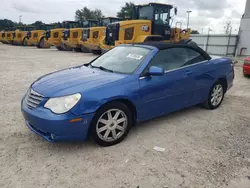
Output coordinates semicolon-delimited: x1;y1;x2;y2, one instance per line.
231;62;235;79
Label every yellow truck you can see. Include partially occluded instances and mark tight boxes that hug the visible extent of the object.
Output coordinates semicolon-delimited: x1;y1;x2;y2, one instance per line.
26;24;56;48
79;17;122;54
100;2;191;52
61;19;99;52
12;26;37;45
1;28;15;44
0;31;4;43
47;21;81;51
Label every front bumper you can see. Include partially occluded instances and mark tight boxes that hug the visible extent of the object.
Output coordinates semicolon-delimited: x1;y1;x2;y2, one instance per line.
21;98;95;142
2;39;12;44
12;40;23;45
243;64;250;75
27;39;38;46
61;40;79;48
81;42;100;51
47;39;61;47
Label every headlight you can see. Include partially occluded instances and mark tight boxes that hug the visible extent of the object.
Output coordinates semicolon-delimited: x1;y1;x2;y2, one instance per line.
44;93;81;114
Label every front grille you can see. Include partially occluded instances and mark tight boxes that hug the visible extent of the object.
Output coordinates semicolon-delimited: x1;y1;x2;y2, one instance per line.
26;89;43;109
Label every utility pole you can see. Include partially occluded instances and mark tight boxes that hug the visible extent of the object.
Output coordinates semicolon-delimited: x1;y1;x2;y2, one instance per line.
187;10;192;30
19;15;22;24
224;21;232;35
208;27;212;35
206;28;212;52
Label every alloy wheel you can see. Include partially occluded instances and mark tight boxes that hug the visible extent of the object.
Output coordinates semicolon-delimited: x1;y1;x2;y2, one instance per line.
96;109;128;142
211;84;224;106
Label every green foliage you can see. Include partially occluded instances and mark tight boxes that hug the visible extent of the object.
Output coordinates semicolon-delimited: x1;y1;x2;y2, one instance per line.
117;2;135;20
75;6;104;22
31;21;44;28
0;19;15;30
191;30;200;34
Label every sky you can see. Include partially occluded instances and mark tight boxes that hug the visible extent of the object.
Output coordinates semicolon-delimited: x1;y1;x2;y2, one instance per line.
0;0;247;34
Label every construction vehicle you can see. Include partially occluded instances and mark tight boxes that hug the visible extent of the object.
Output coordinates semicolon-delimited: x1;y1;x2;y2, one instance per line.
1;28;15;44
79;17;122;54
47;21;81;51
12;26;37;45
0;30;4;43
100;2;191;52
26;24;56;48
61;19;99;52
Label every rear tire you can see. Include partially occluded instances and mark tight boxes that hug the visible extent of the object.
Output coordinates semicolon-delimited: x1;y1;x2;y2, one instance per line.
243;73;249;78
90;102;132;147
92;50;102;55
202;81;225;110
81;46;90;53
56;46;64;51
74;48;82;52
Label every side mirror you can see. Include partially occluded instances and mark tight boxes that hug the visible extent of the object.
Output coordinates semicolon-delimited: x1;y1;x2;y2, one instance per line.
149;66;164;76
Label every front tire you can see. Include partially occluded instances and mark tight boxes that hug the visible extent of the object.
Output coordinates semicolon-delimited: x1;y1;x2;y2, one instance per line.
23;38;28;46
60;43;72;51
203;81;225;109
90;102;132;146
37;38;50;49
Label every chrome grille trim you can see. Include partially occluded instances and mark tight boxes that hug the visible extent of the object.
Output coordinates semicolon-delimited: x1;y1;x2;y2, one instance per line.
26;89;44;109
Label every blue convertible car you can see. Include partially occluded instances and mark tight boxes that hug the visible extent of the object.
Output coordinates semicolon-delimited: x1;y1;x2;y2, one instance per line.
21;42;234;146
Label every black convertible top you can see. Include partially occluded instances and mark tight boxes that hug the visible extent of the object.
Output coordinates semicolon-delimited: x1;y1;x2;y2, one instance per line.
133;41;212;60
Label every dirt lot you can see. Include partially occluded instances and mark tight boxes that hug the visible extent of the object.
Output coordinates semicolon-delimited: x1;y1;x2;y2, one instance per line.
0;43;249;188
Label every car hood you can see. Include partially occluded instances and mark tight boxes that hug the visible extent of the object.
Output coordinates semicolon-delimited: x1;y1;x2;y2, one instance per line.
32;65;126;97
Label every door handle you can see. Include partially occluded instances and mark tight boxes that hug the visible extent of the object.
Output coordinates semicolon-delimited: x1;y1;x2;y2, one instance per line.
184;71;193;76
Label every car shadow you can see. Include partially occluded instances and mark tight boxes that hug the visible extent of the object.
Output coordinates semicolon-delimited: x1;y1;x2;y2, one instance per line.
132;105;203;131
41;105;206;152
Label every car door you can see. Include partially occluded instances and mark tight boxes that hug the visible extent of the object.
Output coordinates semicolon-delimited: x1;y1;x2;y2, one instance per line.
183;48;213;105
138;47;196;121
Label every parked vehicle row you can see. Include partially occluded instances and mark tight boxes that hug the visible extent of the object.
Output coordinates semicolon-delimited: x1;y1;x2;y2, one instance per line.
1;3;191;55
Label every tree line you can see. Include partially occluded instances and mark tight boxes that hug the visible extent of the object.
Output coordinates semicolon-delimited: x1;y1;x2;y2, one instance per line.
0;2;199;34
0;2;134;30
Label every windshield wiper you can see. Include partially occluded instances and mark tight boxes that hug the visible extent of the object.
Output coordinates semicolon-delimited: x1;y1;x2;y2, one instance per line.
90;65;114;73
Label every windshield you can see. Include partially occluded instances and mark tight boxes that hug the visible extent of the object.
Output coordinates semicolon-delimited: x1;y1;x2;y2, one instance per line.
90;46;151;74
139;6;154;20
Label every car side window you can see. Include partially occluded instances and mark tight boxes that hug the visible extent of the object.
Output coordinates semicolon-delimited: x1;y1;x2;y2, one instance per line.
149;48;189;71
149;47;205;71
185;48;205;66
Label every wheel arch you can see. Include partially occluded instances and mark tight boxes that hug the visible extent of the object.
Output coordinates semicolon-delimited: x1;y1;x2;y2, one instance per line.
96;98;137;125
39;36;45;43
217;77;228;93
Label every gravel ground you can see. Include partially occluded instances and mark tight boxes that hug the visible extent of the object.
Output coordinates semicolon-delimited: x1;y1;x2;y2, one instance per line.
0;43;249;188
